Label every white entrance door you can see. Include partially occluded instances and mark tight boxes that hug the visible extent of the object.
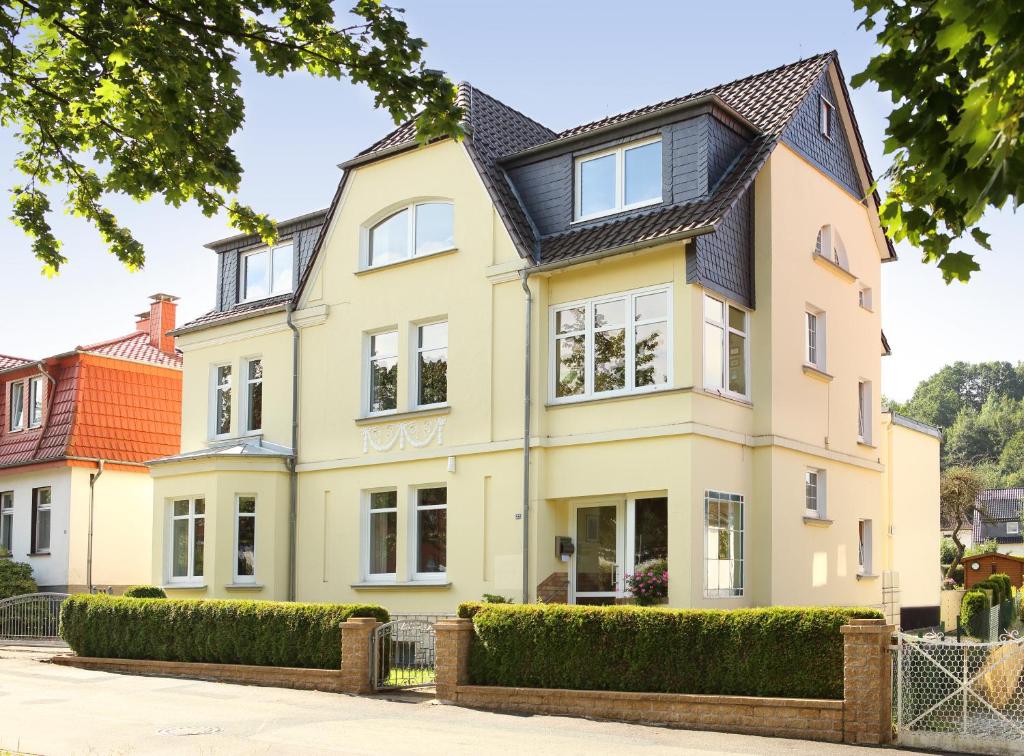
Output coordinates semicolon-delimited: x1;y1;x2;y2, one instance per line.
570;501;625;604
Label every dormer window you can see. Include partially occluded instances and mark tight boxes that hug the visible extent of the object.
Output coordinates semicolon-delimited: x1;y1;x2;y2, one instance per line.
819;96;835;139
367;201;454;268
574;137;662;222
242;241;293;301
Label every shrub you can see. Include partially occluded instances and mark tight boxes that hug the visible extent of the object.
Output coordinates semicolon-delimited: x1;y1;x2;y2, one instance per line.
940;537;958;565
464;603;882;700
481;594;512;604
960;590;990;636
990;574;1012;604
0;559;38;599
122;585;167;599
624;558;668;605
975;579;1004;606
59;595;388;669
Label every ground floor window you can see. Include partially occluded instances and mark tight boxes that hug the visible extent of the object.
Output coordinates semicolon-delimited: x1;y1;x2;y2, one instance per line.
366;490;397;579
170;497;205;582
704;490;743;598
0;491;12;553
31;487;51;554
234;496;256;583
415;487;447;577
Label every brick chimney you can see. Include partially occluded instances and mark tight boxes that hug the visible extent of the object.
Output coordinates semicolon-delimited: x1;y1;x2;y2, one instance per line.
146;293;178;355
135;310;150;333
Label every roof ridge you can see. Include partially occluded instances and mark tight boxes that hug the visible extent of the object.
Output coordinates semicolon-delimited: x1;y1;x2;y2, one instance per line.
460;82;557;138
0;353;32;362
556;50;835;138
78;330;141;351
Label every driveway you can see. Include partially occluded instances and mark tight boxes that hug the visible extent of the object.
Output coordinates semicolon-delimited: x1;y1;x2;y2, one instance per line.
0;646;932;755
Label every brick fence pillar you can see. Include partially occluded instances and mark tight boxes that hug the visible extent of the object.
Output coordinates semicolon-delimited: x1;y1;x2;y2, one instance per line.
339;617;381;695
841;618;895;745
434;617;473;702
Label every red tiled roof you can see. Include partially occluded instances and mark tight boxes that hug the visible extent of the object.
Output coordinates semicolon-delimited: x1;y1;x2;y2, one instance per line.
79;331;182;369
0;354;32;371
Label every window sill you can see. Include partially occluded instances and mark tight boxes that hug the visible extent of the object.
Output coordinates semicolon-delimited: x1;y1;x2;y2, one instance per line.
700;388;753;408
857;440;877;450
546;386;691;409
350;581;451;590
355;247;458;275
28;551;50;557
856;573;879;581
163;583;208;591
224;583;264;591
802;364;834;382
803;516;834;527
355;405;450;425
812;252;856;282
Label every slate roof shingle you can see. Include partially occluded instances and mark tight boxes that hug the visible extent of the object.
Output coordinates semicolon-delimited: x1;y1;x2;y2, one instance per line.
973;488;1024;544
175;293;292;334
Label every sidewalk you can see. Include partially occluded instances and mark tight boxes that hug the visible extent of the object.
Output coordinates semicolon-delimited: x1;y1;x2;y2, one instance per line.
0;649;928;755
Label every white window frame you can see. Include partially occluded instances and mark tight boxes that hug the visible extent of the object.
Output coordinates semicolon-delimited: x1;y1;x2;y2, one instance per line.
7;380;25;432
805;469;826;519
167;497;205;585
805;308;827;371
411;485;448;582
1;490;13;554
820;96;835;140
858;519;873;575
32;486;51;555
702;293;750;400
703;490;744;598
548;284;673;405
573;136;663;223
209;363;232;439
241;356;263;435
1007;521;1020;536
858;284;873;311
27;376;44;429
233;495;257;584
858;380;873;444
412;320;448;410
240;240;294;302
814;225;849;271
362;488;398;582
362;201;455;269
365;329;399;416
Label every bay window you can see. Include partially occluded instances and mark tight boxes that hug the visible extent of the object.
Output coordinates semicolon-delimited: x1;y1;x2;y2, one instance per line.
551;285;671;403
703;294;748;398
575;137;662;221
169;497;204;583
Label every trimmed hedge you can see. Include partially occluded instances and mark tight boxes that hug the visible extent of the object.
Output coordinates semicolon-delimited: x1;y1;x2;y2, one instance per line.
59;595;388;669
459;603;882;700
122;585;167;599
960;590;990;636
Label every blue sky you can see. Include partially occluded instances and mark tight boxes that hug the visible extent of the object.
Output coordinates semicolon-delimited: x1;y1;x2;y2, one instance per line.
1;0;1021;401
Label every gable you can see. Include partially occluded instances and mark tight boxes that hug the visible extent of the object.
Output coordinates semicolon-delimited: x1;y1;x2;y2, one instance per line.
781;72;866;201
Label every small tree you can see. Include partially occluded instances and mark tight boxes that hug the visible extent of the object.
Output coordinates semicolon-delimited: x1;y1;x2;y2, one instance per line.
941;467;989;579
0;560;38;599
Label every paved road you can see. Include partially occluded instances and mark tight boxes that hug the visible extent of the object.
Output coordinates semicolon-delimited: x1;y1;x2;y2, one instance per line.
0;646;932;756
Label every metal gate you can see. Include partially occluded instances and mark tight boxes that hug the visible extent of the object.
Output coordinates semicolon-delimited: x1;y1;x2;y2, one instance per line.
0;592;70;641
370;619;436;690
894;630;1024;755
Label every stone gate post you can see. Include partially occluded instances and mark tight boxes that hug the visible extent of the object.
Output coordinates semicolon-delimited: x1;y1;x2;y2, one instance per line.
434;617;473;701
841;618;895;745
339;616;381;695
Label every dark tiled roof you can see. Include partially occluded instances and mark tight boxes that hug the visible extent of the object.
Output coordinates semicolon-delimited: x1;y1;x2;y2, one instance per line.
973;489;1024;544
175;293;292;334
348;52;838;269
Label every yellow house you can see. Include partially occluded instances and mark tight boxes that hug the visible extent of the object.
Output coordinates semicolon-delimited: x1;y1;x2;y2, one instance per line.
148;52;941;626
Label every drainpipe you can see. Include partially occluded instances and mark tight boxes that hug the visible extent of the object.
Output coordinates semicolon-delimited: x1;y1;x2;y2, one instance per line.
519;270;533;604
285;300;300;602
87;459;104;592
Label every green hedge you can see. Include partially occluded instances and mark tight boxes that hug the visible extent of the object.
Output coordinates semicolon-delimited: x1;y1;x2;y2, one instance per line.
460;603;882;700
59;595;388;669
960;590;990;636
122;585;167;599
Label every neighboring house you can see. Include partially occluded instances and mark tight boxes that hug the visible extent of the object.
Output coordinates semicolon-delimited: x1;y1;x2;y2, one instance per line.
148;51;940;625
0;295;182;592
972;488;1024;556
963;551;1024;591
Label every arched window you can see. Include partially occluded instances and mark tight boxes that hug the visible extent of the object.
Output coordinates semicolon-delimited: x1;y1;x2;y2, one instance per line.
367;201;454;267
814;224;848;271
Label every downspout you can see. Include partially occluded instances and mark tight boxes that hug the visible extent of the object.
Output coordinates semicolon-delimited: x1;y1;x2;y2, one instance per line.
87;459;104;592
519;269;533;604
285;300;300;602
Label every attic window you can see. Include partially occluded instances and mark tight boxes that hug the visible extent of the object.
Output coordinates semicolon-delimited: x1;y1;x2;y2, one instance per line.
819;97;835;140
814;225;849;271
574;137;662;222
366;202;454;268
242;241;293;301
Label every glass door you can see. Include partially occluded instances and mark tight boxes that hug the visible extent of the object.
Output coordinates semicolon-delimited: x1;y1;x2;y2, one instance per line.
571;502;624;604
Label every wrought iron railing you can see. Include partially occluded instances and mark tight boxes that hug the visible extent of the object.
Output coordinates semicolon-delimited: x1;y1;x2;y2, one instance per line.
371;619;437;690
0;592;70;640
